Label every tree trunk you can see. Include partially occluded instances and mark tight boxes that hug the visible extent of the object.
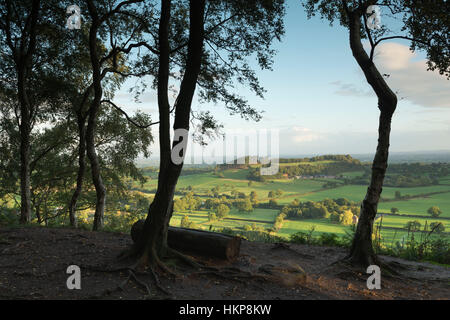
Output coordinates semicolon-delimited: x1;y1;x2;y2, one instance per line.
19;118;31;223
15;0;41;224
86;106;106;232
68;116;87;228
347;111;393;266
133;0;206;265
345;10;397;267
86;2;106;231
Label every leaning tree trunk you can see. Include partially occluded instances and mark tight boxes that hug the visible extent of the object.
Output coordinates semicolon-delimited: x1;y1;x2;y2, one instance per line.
133;0;205;266
86;107;106;232
86;5;106;231
86;100;106;232
68;115;87;227
347;111;394;266
345;10;397;267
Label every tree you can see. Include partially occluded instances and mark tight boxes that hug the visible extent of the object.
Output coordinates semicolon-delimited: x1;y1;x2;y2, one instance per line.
83;0;155;230
430;222;445;233
405;220;421;232
390;207;399;214
215;204;230;219
180;215;192;228
269;199;278;207
250;191;258;203
208;212;217;222
237;198;253;213
340;210;355;226
303;0;449;267
0;0;47;223
1;0;155;229
124;0;285;271
0;0;85;225
427;206;442;218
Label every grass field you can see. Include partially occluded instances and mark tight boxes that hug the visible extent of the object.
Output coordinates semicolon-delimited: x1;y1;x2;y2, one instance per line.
378;192;450;218
156;167;450;246
277;219;351;238
94;164;450;248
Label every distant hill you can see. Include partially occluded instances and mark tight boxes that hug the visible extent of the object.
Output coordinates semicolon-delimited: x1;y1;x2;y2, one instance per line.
136;150;450;168
351;151;450;164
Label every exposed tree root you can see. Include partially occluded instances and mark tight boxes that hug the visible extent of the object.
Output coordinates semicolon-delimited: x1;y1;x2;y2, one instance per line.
164;247;218;271
327;255;402;284
148;266;173;297
127;269;152;297
80;263;173;299
115;243;271;298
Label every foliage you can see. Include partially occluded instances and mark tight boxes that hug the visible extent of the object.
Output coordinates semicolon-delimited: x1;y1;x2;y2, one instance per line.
427;206;442;218
215;204;230;219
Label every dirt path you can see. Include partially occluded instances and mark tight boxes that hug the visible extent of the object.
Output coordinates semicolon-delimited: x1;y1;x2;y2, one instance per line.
0;226;448;300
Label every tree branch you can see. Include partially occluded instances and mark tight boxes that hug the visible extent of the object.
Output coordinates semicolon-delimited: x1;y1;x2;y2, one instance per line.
100;99;159;128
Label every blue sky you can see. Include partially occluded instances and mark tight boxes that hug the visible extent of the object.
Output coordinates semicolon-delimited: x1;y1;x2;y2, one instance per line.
115;0;450;157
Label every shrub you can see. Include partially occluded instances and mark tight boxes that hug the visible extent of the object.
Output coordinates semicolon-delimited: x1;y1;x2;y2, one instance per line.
208;212;217;222
180;215;192;228
404;220;421;232
427;206;442;218
339;210;353;226
318;233;339;246
215;204;230;219
430;222;445;233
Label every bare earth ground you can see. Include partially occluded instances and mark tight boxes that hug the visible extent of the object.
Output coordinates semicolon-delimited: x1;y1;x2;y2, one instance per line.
0;226;449;300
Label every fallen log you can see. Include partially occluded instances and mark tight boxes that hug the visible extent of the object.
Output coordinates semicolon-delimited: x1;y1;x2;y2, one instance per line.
131;220;241;261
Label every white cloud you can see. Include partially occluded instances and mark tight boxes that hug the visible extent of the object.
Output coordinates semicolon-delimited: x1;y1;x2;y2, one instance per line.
373;42;450;108
291;126;322;143
331;42;450;108
329;80;373;97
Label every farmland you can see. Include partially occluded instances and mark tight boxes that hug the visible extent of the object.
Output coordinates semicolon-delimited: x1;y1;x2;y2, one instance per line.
129;156;450;248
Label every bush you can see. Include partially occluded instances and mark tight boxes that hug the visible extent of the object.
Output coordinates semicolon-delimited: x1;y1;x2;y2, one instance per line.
290;231;310;244
404;220;421;232
290;226;316;244
427;206;442;218
430;222;445;233
0;208;19;226
208;212;217;222
339;210;353;226
180;215;192;228
215;204;230;219
319;233;340;246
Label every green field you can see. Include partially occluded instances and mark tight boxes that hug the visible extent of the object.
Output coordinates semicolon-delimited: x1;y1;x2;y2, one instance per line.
378;192;450;218
134;163;450;247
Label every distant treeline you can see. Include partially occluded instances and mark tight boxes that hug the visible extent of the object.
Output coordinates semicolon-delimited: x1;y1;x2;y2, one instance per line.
247;155;363;181
350;162;450;187
278;154;358;163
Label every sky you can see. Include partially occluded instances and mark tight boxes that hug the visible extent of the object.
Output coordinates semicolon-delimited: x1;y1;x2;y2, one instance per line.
113;0;450;158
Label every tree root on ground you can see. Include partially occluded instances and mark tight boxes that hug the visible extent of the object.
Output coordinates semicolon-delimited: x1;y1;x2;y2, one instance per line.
113;245;273;298
79;263;173;299
326;257;405;283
